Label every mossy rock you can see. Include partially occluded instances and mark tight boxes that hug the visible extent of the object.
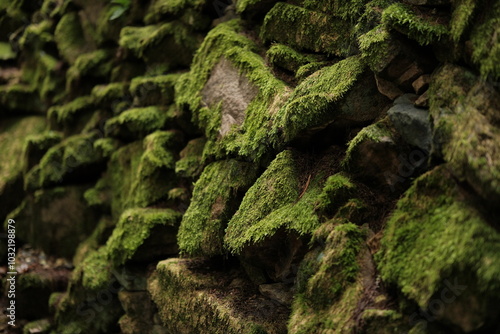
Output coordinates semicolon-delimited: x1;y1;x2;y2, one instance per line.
301;0;370;20
91;82;130;106
176;19;289;160
54;11;95;64
261;3;355;56
381;3;449;46
175;137;206;178
148;258;289;333
0;41;16;60
5;185;99;259
145;0;210;30
272;55;388;144
0;84;44;113
23;319;52;334
118;21;201;68
22;131;63;174
104;106;169;140
358;25;401;73
177;159;258;257
266;44;318;74
73;216;115;266
129;73;181;107
47;95;96;134
429;64;500;205
18;20;54;49
376;166;500;332
24;132;106;190
66;49;114;95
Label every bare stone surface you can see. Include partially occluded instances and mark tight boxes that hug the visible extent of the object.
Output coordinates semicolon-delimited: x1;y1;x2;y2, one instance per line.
375;74;403;100
202;58;258;136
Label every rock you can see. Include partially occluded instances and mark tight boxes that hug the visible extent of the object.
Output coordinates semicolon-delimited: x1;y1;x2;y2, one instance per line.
259;283;293;306
23;319;52;334
396;61;425;90
201;58;258;137
375;74;403;100
412;74;431;94
388;96;432;152
414;90;430;108
404;0;450;5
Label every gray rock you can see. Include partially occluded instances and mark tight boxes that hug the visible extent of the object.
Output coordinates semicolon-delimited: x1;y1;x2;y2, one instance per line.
388;95;432;152
201;58;258;136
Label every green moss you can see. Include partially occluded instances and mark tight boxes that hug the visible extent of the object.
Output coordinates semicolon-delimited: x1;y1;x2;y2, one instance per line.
24;133;104;190
266;44;317;74
93;137;121;159
341;118;393;170
23;319;52;334
119;21;200;66
0;41;16;60
77;246;112;291
450;0;477;42
66;49;114;93
469;2;500;79
92;82;129;106
130;74;181;106
0;84;43;112
295;61;329;81
302;0;369;21
104;106;168;140
261;3;354;56
48;95;95;131
106;208;181;265
289;222;367;333
145;0;207;25
178;159;258;256
175;137;206;178
83;176;112;210
54;12;92;64
381;3;449;45
225;150;324;253
376;166;500;308
18;20;53;49
22;131;62;174
316;173;356;213
273;56;365;143
358;25;399;73
176;19;288;160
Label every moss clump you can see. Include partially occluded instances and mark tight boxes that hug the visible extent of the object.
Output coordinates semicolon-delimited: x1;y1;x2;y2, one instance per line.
22;131;62;174
469;2;500;79
295;61;329;81
289;222;368;333
175;137;206;178
0;41;16;60
225;150;325;253
119;22;200;67
129;74;181;106
73;216;114;266
316;173;356;213
376;166;500;311
0;84;44;113
381;3;449;45
266;44;317;74
23;319;52;334
66;49;114;93
144;0;207;25
18;20;53;49
54;12;93;64
104;106;168;140
261;3;354;56
449;0;478;42
91;82;130;106
273;56;365;143
178;159;258;256
302;0;369;21
47;95;95;132
176;19;288;160
24;133;104;190
93;137;121;159
358;25;399;73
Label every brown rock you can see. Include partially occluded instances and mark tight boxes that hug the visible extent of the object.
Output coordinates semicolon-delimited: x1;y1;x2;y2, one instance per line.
415;90;429;108
375;75;403;100
396;62;424;90
412;74;431;94
259;283;294;306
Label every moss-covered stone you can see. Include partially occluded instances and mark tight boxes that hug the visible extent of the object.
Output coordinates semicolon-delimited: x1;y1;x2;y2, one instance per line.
175;137;206;178
23;319;52;334
266;44;318;74
429;64;500;204
18;20;54;49
118;21;201;68
178;159;258;256
358;25;401;73
377;166;500;332
316;173;356;214
302;0;369;21
22;131;63;174
0;41;16;60
91;82;130;106
129;74;181;107
381;3;449;45
5;185;99;258
54;12;95;64
47;95;96;133
261;3;354;56
66;49;114;95
104;106;168;140
24;132;105;190
149;258;289;333
0;84;44;113
145;0;210;30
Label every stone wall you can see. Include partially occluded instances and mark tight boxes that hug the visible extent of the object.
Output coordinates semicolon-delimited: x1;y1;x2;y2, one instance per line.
0;0;499;333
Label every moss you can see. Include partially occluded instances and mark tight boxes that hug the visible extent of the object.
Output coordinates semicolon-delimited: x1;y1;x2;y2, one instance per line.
225;150;325;253
119;21;200;67
469;2;500;79
73;216;114;266
129;74;181;106
302;0;369;21
23;318;52;334
22;131;62;174
18;20;53;49
178;159;258;256
66;49;114;93
0;84;44;112
48;95;95;131
341;118;393;170
91;82;130;106
175;137;206;178
0;41;16;60
175;19;288;160
144;0;208;27
104;106;168;140
266;44;317;74
316;173;356;213
272;56;365;143
54;12;92;64
93;137;121;159
449;0;477;42
376;166;500;308
261;3;354;56
295;61;329;81
24;132;104;190
83;176;112;210
381;3;449;45
289;222;368;333
106;208;181;265
358;25;399;73
77;246;113;291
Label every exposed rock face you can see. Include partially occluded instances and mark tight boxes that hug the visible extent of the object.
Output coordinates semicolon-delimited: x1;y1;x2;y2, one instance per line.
0;0;499;333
